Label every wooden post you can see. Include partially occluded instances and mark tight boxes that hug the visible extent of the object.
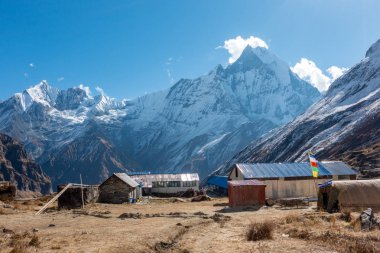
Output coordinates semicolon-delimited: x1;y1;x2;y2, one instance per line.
80;174;84;209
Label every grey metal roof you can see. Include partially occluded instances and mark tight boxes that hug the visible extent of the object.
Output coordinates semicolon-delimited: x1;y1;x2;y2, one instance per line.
235;161;356;179
113;173;139;188
130;173;199;188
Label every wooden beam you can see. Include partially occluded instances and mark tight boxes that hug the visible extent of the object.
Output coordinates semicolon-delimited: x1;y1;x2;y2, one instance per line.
35;183;72;215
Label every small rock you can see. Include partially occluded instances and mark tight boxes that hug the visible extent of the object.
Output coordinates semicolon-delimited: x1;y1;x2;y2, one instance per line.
48;224;55;227
2;228;14;234
32;228;39;232
3;204;13;209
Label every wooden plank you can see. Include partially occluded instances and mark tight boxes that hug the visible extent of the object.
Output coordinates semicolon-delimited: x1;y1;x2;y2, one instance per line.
35;183;72;215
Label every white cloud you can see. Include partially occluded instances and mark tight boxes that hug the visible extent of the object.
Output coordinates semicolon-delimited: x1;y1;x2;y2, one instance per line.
57;77;64;82
95;86;106;96
77;84;92;98
219;35;269;64
291;58;348;92
29;63;34;68
291;58;331;92
327;66;348;80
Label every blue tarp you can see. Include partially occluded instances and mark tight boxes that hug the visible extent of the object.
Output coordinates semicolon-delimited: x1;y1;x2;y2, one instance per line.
207;176;228;189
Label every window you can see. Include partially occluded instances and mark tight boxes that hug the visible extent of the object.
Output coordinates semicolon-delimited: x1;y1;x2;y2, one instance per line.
182;181;197;187
152;181;167;188
167;181;181;187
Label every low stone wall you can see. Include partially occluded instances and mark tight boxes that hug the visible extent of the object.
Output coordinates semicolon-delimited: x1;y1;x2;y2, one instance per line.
0;181;16;201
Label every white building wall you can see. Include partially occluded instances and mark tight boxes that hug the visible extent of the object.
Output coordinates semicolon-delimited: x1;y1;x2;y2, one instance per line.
151;181;199;194
263;178;328;199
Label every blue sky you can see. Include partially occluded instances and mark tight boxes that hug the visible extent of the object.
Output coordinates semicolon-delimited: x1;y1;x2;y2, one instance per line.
1;0;380;100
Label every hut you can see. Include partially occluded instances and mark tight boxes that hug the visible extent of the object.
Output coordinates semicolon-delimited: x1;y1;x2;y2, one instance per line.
0;181;16;201
130;173;199;196
99;173;140;204
57;184;99;209
206;176;228;196
228;180;266;208
318;179;380;212
228;161;356;199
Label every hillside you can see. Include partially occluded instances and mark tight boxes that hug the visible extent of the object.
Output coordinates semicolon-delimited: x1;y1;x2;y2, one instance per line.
0;133;51;194
216;39;380;176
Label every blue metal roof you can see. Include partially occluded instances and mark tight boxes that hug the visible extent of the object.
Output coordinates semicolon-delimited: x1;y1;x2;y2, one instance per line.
207;176;228;189
235;161;356;179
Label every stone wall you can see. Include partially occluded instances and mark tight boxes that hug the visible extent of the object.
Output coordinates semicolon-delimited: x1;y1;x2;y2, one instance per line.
98;176;134;204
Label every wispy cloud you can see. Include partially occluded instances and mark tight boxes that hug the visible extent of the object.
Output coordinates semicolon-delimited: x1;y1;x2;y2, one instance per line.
165;57;176;84
166;57;173;65
29;63;34;68
291;58;348;92
24;72;29;78
57;77;64;82
218;35;269;64
167;69;174;84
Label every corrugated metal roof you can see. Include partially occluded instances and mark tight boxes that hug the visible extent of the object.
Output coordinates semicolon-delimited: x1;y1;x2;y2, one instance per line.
130;173;199;188
235;161;356;179
114;173;139;188
228;180;266;186
320;161;355;175
207;176;228;189
128;171;152;176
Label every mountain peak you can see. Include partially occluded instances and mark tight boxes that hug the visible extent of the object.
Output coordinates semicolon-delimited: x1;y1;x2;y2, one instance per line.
226;46;264;73
18;81;59;109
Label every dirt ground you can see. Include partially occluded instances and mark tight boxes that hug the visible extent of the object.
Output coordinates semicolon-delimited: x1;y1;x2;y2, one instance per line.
1;197;379;253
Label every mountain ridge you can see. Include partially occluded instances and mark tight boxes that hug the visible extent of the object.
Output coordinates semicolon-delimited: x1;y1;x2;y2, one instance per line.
0;45;320;186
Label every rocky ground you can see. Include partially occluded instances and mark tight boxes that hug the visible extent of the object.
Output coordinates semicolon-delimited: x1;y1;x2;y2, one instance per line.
0;197;379;253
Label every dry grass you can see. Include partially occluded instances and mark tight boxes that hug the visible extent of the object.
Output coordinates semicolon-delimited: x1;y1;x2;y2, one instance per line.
1;198;379;253
282;215;380;253
9;245;28;253
154;227;189;252
346;239;378;253
246;221;274;241
340;211;353;222
28;234;40;247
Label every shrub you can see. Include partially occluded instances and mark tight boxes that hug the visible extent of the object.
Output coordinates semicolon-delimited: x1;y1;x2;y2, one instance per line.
246;221;274;241
29;234;40;247
340;212;352;222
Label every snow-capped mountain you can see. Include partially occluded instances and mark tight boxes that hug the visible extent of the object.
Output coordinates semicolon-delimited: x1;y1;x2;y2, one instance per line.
0;45;320;186
217;39;380;176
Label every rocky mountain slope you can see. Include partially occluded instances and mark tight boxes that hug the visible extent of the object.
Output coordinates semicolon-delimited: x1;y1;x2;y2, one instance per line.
0;45;320;186
0;133;51;194
217;39;380;176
